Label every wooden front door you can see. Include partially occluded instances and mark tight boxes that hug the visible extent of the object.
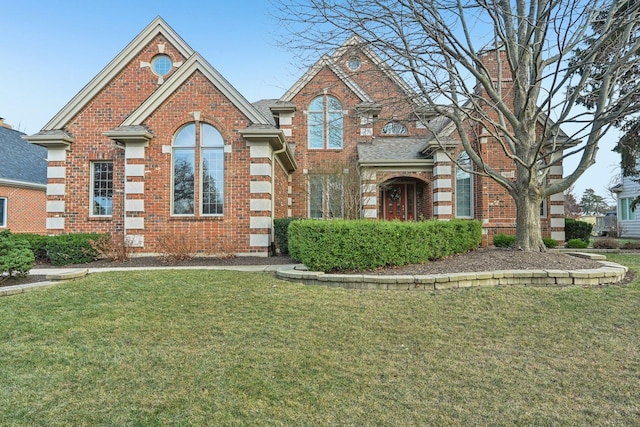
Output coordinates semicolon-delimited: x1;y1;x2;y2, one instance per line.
383;183;415;221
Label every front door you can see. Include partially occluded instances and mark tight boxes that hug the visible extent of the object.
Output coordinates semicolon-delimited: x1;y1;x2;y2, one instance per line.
383;183;415;221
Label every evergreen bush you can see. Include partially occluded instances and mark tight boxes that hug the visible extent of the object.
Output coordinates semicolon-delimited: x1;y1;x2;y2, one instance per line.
565;238;589;249
493;234;515;248
565;218;593;242
45;233;103;266
0;231;35;280
274;218;299;255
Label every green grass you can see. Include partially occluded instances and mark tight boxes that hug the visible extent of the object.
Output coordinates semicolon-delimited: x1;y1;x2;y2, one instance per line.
1;255;640;425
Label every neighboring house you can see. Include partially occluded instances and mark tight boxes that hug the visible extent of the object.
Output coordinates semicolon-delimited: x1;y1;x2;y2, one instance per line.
613;173;640;237
26;17;566;256
0;118;47;233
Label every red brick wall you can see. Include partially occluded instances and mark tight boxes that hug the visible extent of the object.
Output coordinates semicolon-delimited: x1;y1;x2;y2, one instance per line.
0;185;46;233
55;35;270;255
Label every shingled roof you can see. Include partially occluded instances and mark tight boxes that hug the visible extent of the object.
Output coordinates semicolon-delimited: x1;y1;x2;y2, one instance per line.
0;126;47;186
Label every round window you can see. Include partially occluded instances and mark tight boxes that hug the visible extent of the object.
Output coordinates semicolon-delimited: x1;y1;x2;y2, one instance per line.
151;55;173;76
348;56;361;71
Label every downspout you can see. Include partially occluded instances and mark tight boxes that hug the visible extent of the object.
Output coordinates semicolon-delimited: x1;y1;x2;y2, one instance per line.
271;137;287;255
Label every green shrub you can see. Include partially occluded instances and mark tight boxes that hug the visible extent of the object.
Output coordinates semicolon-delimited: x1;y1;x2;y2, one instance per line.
565;218;593;242
274;218;299;255
565;238;588;249
0;233;35;279
45;233;104;266
592;238;619;249
288;219;481;272
543;237;558;248
493;234;515;248
13;233;49;262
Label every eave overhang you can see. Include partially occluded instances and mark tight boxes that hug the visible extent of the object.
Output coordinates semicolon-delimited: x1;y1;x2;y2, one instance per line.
22;130;74;149
239;127;298;173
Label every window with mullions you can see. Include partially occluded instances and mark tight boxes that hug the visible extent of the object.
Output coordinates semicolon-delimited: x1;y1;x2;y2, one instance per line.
309;175;343;219
91;162;113;216
308;95;343;149
382;121;408;135
455;152;473;218
620;197;636;221
172;122;224;216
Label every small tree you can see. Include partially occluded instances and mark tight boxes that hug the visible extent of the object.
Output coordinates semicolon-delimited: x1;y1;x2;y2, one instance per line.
564;186;582;218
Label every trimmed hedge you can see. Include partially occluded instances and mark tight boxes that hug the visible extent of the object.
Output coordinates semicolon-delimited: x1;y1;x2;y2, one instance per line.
13;232;106;266
288;219;482;272
44;233;104;266
565;218;592;242
274;218;299;255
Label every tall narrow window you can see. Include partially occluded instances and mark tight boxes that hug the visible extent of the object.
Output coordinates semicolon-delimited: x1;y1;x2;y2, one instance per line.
201;123;224;215
172;124;196;215
456;152;473;218
91;161;113;216
309;175;343;219
308;95;343;149
0;198;6;227
620;197;636;221
172;122;225;216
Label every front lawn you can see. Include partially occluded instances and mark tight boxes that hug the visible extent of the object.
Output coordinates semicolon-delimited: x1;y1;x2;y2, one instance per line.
1;254;639;425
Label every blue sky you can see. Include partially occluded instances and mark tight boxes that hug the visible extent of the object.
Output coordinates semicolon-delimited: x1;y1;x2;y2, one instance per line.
0;0;622;201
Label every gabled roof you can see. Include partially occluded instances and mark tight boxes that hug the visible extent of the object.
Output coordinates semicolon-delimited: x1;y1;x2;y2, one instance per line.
121;53;272;126
0;127;47;187
42;16;195;131
358;137;432;164
332;35;426;110
280;54;373;103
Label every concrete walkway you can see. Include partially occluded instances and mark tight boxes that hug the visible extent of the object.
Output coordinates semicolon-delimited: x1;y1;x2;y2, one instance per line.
1;251;629;297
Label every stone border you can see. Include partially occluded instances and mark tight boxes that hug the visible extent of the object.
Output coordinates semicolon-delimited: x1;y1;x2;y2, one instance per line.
276;253;628;290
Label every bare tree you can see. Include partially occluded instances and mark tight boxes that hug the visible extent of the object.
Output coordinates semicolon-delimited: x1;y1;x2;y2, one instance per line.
276;0;640;251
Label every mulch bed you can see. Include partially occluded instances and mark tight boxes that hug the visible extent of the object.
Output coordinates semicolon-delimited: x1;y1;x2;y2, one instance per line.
2;248;628;288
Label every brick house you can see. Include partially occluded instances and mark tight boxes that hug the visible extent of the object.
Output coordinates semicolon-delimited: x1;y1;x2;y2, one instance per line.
0;118;47;233
26;17;565;255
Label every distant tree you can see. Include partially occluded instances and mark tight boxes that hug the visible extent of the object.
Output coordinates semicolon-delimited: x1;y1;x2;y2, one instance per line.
580;188;609;215
278;0;640;251
564;186;582;218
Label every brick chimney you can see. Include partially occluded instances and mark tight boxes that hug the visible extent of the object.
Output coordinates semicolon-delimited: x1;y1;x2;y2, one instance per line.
0;117;13;129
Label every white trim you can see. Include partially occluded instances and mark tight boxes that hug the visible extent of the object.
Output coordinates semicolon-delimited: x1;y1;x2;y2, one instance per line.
281;54;373;103
47;201;65;213
44;17;194;130
122;53;271;126
46;217;65;230
250;234;270;247
0;197;6;227
125;217;145;229
90;161;114;217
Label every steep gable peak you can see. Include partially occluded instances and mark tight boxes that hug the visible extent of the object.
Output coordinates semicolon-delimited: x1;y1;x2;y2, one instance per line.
280;54;373;103
42;16;195;131
122;53;272;127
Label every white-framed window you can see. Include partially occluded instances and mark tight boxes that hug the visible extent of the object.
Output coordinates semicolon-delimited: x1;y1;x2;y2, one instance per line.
91;161;113;216
309;175;343;219
620;197;636;221
172;122;224;216
0;197;6;227
382;121;408;135
455;152;473;218
308;95;343;149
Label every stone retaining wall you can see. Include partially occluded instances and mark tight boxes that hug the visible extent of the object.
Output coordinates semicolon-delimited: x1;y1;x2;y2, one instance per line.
276;261;628;290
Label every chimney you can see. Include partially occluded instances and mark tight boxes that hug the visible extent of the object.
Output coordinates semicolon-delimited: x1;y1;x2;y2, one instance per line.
0;118;12;129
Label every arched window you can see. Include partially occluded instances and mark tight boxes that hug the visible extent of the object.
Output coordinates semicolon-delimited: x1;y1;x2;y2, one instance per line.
455;152;473;218
308;95;343;149
382;121;408;135
172;122;224;215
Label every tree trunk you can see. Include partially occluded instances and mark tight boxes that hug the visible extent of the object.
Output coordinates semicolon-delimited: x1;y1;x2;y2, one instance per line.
513;187;546;252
